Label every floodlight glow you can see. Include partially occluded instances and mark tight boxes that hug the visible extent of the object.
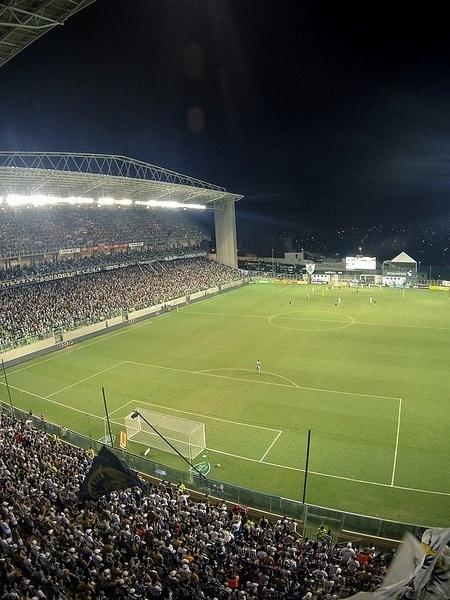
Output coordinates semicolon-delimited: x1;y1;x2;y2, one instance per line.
62;196;94;205
5;194;94;206
135;199;206;210
3;195;206;209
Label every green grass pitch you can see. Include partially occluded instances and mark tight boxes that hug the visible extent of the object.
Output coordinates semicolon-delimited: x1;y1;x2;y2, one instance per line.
1;283;449;527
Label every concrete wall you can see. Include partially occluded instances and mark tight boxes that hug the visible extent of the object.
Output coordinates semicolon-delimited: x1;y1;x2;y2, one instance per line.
1;280;246;367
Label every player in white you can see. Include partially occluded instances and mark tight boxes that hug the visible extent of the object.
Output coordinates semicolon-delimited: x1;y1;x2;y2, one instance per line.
256;360;261;374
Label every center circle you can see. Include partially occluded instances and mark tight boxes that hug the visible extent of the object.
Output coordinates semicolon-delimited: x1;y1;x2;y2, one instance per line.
268;310;354;332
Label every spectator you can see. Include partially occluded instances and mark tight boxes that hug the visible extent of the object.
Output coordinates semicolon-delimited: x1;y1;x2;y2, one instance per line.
0;414;392;599
0;258;241;346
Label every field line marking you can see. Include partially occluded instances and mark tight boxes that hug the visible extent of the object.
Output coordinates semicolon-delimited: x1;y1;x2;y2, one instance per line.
124;360;399;400
260;430;283;462
108;400;135;417
45;362;126;398
391;398;402;486
298;384;399;401
1;379;448;497
204;446;450;496
198;368;299;388
445;291;450;303
184;307;450;333
0;380;105;421
132;398;282;433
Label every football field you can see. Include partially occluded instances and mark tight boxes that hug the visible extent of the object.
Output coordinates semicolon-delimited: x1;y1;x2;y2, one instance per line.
1;283;450;527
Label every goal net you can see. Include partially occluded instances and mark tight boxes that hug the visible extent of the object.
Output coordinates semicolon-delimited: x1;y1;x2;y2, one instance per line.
125;408;206;461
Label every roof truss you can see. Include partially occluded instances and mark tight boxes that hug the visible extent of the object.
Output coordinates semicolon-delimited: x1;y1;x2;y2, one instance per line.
0;0;96;68
0;152;242;207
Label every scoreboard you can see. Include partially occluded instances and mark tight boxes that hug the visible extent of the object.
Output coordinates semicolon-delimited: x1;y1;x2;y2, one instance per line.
345;256;376;271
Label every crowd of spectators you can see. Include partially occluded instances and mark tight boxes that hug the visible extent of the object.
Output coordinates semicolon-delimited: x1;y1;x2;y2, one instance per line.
0;258;241;345
0;207;207;257
0;248;205;284
0;413;393;600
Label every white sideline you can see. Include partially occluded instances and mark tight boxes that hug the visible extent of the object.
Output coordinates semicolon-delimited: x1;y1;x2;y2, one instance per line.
390;398;402;486
259;430;283;462
45;362;126;398
0;380;104;421
0;378;448;497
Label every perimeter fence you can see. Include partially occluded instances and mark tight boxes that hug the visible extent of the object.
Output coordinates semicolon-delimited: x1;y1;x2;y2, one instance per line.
0;400;431;543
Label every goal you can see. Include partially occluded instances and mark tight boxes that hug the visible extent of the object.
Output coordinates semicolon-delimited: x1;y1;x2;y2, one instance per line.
125;408;206;461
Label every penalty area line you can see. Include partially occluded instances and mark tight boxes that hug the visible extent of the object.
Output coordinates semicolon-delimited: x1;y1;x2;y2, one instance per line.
124;360;399;401
259;430;283;462
0;381;447;498
390;398;402;486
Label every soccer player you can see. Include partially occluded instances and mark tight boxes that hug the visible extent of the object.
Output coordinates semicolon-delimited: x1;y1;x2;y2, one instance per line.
256;360;261;374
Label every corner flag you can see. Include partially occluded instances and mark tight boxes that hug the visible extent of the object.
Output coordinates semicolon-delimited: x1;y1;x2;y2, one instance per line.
79;445;144;501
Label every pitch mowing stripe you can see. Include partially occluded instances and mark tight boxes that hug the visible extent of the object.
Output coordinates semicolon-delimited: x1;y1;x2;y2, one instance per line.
45;362;126;398
0;379;448;497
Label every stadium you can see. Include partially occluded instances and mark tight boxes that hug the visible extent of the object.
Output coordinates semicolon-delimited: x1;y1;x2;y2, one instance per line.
1;3;450;599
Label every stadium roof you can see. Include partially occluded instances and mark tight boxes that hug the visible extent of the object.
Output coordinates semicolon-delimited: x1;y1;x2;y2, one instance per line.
390;252;417;264
0;152;243;208
0;0;96;68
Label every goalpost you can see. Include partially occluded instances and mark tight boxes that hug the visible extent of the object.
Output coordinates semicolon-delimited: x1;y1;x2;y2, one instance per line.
124;408;206;461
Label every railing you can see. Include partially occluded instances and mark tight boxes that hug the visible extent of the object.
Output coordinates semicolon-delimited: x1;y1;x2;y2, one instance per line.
0;402;425;542
0;274;241;355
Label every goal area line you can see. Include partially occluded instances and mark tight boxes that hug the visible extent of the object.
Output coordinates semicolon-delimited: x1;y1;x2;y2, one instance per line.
0;378;446;497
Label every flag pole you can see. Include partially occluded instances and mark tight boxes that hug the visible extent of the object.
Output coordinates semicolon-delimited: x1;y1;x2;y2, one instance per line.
1;359;14;418
132;409;206;479
102;387;114;448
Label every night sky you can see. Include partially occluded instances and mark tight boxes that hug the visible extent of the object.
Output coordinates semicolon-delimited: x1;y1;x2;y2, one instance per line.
1;1;450;235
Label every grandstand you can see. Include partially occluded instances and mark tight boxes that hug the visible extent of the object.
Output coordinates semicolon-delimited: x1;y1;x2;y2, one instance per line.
1;161;449;600
0;152;242;267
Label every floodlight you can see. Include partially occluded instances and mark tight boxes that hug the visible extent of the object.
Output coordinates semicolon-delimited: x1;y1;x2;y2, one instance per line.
98;197;115;206
135;199;206;210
